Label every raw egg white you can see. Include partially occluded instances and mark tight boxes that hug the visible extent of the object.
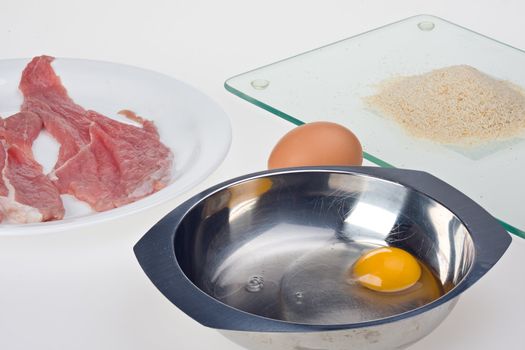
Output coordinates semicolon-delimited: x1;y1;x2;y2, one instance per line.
352;247;422;293
268;121;363;169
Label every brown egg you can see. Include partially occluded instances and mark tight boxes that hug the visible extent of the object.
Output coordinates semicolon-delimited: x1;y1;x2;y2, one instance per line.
268;121;363;169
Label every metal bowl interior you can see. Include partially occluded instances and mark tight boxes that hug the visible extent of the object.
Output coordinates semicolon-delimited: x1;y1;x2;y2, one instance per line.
174;170;475;325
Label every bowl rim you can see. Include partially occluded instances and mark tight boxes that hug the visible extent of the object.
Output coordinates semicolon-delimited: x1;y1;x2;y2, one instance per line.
134;166;511;332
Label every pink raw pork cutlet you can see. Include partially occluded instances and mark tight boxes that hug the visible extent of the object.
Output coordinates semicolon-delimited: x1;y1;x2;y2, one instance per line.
0;112;65;223
20;55;173;212
19;56;92;169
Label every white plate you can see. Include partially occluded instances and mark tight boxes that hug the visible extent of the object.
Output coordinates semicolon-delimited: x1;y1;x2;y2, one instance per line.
0;58;231;234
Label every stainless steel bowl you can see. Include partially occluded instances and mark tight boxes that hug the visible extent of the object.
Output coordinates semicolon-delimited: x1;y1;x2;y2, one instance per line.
134;167;510;350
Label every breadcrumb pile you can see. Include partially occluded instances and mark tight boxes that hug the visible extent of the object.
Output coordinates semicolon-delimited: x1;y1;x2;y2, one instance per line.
365;65;525;145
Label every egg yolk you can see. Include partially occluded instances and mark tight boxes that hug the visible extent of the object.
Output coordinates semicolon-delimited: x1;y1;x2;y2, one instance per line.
352;247;421;293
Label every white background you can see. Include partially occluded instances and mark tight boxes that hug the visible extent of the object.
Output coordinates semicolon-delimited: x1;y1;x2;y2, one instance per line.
0;1;524;349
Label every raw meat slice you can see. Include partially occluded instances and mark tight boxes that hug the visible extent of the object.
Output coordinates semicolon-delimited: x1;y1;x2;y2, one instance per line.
20;55;173;212
0;142;8;197
0;112;64;223
0;111;42;152
20;55;92;169
53;113;172;211
2;145;64;222
0;144;8;222
0;143;9;223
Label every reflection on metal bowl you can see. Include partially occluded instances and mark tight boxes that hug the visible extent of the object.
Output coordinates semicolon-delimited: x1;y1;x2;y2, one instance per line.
134;167;510;350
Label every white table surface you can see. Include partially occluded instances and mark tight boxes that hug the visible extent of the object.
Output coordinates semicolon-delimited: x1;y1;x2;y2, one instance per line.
1;1;524;349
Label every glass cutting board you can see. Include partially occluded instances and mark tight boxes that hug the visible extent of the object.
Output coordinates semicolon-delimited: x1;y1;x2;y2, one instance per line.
225;15;525;238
